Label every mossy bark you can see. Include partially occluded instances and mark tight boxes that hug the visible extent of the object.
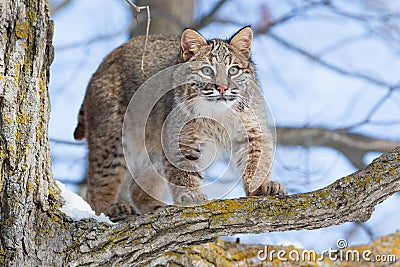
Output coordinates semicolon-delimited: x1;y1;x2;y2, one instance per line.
0;1;399;266
61;148;399;266
148;231;400;266
0;0;69;265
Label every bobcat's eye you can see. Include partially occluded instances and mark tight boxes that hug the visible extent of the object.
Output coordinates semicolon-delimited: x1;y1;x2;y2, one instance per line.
228;66;239;76
201;66;214;77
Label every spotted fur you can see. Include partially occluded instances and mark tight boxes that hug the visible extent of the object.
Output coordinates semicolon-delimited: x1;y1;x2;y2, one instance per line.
74;27;287;217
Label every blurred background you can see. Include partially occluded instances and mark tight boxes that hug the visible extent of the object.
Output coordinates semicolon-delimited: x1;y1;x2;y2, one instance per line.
48;0;400;251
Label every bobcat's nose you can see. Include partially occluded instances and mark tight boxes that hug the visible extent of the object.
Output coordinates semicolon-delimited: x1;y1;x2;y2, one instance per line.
217;85;227;94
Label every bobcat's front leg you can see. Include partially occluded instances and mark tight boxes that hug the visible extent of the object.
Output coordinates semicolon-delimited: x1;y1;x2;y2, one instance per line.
164;166;208;205
237;124;287;197
163;121;208;205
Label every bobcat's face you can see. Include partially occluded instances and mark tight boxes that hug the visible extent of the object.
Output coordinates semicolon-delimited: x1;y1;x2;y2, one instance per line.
176;27;255;115
188;41;252;104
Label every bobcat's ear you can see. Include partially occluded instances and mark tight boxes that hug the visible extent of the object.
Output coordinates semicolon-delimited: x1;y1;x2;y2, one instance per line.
229;26;253;59
181;29;207;61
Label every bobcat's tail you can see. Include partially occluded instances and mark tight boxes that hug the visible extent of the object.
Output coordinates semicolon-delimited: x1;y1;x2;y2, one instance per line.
74;105;86;140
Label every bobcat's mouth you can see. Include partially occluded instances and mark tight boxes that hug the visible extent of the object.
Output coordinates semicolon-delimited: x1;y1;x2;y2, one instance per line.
204;94;237;102
200;85;239;102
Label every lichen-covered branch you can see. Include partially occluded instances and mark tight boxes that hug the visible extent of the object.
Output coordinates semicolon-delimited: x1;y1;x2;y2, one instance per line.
148;231;400;266
65;147;400;266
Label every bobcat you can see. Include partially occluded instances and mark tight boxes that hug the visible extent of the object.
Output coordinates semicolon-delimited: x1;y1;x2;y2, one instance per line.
74;27;287;217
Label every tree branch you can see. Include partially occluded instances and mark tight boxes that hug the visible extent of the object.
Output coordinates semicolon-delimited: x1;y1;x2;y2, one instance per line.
266;31;400;90
50;0;74;15
196;0;327;31
255;0;328;33
55;30;126;50
66;147;400;266
147;232;400;266
206;0;400;91
276;127;400;168
193;0;229;30
50;137;85;146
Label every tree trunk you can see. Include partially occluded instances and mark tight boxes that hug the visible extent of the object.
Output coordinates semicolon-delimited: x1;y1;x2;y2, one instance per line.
0;0;67;264
0;0;399;266
130;0;195;36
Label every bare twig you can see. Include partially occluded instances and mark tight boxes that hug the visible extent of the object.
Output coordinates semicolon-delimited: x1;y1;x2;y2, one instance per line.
56;30;126;50
315;32;371;56
326;3;398;23
368;119;400;126
346;222;375;242
193;0;229;30
363;89;395;122
50;138;85;146
267;31;398;89
201;0;326;31
212;22;400;92
210;2;400;91
124;0;150;71
343;87;400;130
50;0;73;15
325;3;400;51
256;0;328;33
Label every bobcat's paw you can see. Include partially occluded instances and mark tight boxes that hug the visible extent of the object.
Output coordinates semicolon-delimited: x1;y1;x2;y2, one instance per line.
107;201;139;222
175;190;208;205
253;181;288;197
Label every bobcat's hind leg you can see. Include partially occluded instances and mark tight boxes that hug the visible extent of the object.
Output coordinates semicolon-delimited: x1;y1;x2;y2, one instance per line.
86;123;127;215
86;156;126;215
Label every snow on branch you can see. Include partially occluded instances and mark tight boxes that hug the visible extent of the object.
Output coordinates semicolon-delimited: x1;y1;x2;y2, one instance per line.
56;181;114;224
